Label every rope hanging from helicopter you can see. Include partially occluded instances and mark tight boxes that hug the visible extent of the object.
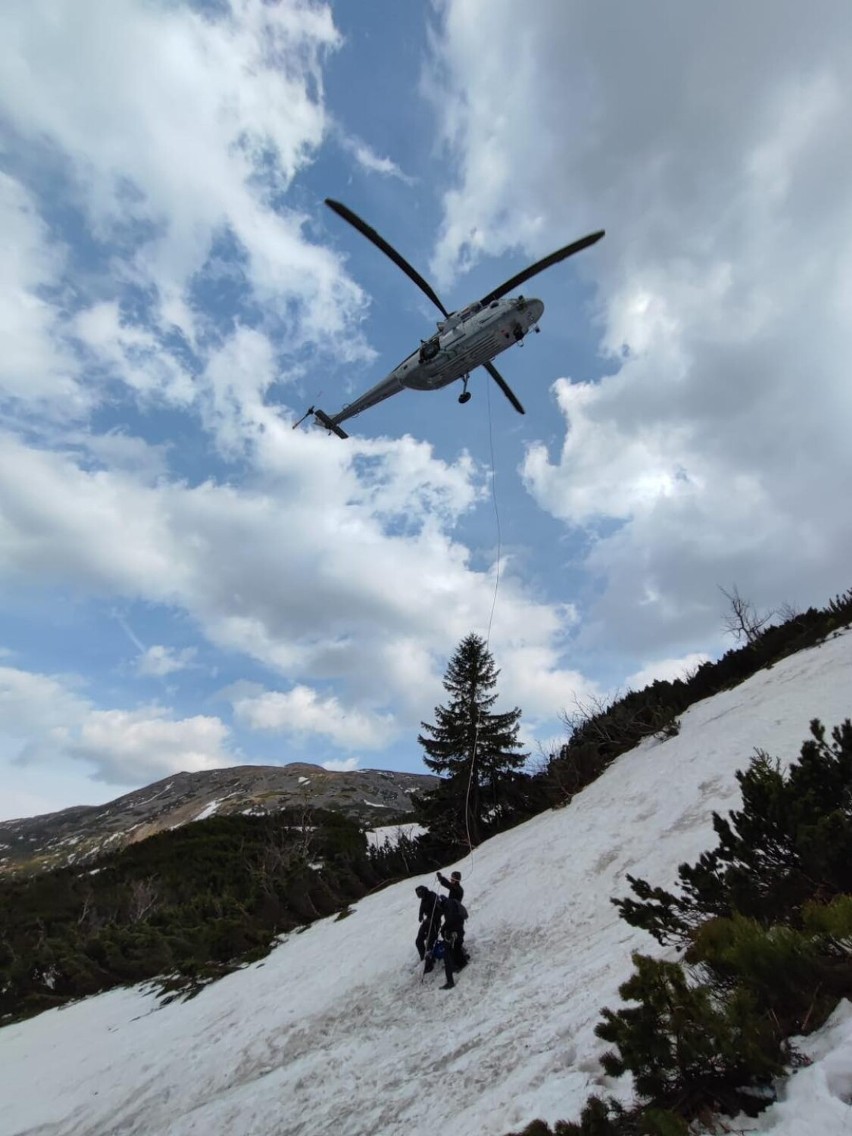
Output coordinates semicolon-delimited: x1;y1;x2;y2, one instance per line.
461;373;503;870
293;197;603;872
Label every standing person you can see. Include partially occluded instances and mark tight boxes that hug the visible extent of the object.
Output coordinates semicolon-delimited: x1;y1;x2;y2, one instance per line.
414;885;441;965
436;894;467;989
437;870;464;903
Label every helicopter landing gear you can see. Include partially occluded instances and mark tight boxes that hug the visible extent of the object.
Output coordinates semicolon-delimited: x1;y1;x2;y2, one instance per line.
458;375;472;404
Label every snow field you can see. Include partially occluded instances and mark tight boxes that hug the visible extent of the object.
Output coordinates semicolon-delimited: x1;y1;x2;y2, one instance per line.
2;630;852;1134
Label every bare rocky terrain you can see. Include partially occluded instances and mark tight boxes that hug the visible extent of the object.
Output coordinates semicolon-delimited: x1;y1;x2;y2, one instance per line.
0;763;435;875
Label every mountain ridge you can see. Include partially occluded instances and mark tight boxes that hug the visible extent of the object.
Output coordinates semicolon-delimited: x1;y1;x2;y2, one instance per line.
0;762;436;875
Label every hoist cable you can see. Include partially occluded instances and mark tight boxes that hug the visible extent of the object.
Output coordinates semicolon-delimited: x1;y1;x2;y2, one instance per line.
461;375;503;866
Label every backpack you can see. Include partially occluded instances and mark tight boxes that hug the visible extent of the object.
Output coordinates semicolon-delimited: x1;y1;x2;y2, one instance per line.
442;897;468;925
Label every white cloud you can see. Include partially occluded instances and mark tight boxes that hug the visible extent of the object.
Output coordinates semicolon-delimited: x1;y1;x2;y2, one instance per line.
0;0;372;420
136;645;198;678
428;0;852;655
340;134;414;183
74;301;195;408
73;430;171;483
0;666;90;762
200;326;279;457
0;431;587;752
0;174;86;417
70;707;232;785
625;653;710;691
498;644;600;725
0;662;234;797
322;756;361;772
233;685;395;750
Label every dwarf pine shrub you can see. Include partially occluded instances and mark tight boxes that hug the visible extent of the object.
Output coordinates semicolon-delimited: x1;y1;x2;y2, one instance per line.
531;718;852;1136
507;1096;687;1135
595;953;782;1116
615;718;852;943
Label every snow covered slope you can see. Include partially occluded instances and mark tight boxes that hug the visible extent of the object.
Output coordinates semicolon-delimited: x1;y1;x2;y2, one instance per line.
3;630;852;1136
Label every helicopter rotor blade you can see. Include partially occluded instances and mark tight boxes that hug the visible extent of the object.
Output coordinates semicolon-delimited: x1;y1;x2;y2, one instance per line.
478;230;605;307
325;199;450;318
483;361;525;415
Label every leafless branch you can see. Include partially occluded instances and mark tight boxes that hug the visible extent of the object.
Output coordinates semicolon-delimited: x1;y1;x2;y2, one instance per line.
719;584;775;645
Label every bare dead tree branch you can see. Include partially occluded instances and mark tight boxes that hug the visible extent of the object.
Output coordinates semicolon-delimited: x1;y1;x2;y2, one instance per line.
719;585;775;645
127;877;160;923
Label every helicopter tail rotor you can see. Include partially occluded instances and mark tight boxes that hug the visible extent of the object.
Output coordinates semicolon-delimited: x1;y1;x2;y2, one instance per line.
292;405;349;438
292;405;315;430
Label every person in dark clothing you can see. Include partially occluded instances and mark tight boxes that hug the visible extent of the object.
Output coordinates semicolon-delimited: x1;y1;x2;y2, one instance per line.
437;870;464;903
414;885;441;964
436;894;468;989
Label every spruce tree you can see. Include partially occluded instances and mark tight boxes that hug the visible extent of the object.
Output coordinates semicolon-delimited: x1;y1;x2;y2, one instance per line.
417;633;526;847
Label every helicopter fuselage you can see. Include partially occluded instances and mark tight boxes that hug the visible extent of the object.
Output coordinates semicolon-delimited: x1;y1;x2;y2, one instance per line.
307;198;603;437
398;295;544;391
316;295;544;435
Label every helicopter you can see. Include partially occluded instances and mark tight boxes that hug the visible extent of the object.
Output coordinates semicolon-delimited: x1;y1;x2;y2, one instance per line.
297;199;604;439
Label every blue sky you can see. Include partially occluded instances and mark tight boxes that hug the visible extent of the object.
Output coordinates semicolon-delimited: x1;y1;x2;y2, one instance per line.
2;0;852;819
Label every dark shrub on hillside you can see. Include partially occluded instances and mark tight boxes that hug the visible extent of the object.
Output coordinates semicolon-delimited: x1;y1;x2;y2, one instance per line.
615;719;852;943
535;717;852;1135
0;807;434;1022
595;953;783;1116
506;1096;688;1135
686;914;849;1037
536;591;852;815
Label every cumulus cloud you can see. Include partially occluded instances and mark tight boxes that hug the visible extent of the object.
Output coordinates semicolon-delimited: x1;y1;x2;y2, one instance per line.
322;757;361;773
233;685;395;749
0;666;90;763
73;301;195;409
428;0;852;657
625;653;711;691
0;0;371;420
70;707;232;785
0;429;585;752
0;663;234;797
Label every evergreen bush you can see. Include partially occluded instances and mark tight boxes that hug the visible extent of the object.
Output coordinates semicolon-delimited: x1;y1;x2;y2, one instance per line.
615;719;852;943
534;716;852;1135
0;806;434;1022
595;954;782;1115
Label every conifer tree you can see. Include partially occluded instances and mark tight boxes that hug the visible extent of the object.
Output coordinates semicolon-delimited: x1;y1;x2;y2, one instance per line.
417;633;526;847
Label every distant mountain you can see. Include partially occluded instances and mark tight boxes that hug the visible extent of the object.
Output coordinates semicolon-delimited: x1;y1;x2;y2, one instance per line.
0;763;436;875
